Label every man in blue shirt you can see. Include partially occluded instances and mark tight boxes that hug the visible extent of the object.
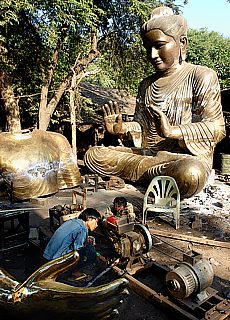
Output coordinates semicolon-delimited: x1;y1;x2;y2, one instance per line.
43;208;101;263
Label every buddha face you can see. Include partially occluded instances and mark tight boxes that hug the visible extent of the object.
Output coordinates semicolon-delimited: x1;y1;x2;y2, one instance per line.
142;29;180;72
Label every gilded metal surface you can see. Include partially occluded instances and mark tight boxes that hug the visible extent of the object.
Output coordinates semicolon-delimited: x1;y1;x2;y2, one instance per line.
84;6;226;198
0;251;129;319
0;129;82;200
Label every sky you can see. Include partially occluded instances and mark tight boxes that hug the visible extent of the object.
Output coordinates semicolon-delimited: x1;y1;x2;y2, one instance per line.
176;0;230;38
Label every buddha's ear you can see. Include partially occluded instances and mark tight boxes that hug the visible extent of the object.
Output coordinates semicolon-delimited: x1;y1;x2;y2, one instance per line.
180;36;187;60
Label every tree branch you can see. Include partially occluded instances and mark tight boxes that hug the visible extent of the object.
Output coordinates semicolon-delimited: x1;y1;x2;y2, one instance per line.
39;29;100;131
46;25;69;87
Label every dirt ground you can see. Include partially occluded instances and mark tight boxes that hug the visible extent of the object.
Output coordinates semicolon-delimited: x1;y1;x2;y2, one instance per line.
0;172;229;320
116;176;230;320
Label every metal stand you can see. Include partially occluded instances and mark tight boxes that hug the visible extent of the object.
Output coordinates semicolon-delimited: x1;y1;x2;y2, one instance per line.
0;209;30;253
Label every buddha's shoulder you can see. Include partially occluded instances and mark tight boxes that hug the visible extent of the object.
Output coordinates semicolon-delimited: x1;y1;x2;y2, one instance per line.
138;74;157;89
184;62;217;78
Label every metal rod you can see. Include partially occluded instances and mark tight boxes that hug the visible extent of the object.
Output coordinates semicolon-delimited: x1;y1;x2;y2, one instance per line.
85;258;120;288
150;229;230;249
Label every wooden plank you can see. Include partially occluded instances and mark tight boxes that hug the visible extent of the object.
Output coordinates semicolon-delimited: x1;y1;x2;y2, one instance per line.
150;229;230;249
0;207;46;213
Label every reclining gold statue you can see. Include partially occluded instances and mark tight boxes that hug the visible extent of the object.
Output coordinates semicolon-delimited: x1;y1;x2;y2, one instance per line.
84;6;226;198
0;251;128;319
0;129;82;200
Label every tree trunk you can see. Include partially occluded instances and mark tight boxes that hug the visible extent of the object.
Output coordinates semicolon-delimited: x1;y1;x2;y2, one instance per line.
38;26;68;131
69;70;77;158
0;71;21;133
38;29;100;131
39;78;69;130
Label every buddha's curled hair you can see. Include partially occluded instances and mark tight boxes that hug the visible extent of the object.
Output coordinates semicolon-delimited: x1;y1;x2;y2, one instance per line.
141;6;188;41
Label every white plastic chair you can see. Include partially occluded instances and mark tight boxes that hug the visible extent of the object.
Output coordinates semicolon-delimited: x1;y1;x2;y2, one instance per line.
142;176;180;229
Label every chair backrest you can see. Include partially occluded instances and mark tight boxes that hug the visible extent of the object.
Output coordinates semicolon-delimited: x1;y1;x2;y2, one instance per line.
142;176;180;226
145;176;180;205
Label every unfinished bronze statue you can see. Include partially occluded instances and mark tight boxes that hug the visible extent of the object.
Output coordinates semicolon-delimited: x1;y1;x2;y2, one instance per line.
84;6;226;198
0;251;128;319
0;129;82;200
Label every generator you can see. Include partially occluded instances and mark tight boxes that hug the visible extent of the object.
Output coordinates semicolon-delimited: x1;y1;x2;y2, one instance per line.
104;215;152;272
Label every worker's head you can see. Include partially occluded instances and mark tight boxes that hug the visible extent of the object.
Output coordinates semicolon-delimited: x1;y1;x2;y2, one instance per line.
113;197;128;214
78;208;101;231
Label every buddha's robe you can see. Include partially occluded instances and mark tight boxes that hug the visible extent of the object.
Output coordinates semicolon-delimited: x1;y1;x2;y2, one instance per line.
84;63;225;198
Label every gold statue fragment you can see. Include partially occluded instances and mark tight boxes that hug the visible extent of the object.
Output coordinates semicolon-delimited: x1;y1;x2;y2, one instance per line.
0;251;129;319
0;129;82;200
84;6;226;198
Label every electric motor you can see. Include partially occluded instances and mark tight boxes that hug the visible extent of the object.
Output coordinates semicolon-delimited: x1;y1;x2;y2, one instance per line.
166;259;214;299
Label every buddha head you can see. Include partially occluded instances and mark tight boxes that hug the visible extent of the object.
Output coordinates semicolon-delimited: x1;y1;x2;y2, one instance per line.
140;6;188;72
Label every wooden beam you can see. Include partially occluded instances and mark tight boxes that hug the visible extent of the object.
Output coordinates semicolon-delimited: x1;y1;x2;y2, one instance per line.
150;229;230;249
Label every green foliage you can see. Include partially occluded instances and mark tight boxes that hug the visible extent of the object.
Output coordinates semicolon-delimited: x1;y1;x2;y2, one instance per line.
187;29;230;89
1;0;176;127
88;42;151;96
1;0;103;127
86;0;155;95
0;0;33;29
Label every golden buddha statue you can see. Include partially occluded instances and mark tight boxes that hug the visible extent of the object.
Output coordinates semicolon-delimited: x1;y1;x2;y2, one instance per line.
84;6;226;198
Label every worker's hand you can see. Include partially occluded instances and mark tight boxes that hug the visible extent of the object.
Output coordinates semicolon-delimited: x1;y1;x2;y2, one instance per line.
103;101;123;135
97;255;107;263
147;104;172;138
86;236;96;246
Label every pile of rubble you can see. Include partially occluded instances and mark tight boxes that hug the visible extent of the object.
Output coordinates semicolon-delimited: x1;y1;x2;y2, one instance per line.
180;174;230;237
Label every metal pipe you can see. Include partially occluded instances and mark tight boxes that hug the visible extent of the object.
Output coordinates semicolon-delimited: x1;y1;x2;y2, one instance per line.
86;258;120;288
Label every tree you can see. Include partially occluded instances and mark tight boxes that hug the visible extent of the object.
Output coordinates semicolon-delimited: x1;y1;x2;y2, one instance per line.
1;0;180;132
186;29;230;89
38;29;101;131
0;0;102;132
0;0;33;132
88;0;182;95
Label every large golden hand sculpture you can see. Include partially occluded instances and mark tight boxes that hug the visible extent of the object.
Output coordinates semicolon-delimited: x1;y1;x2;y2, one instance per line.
0;251;129;320
0;130;82;200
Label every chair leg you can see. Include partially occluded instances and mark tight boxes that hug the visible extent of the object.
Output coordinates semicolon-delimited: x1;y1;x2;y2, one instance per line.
142;208;146;225
174;209;180;229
